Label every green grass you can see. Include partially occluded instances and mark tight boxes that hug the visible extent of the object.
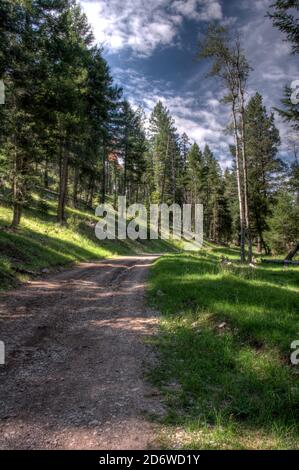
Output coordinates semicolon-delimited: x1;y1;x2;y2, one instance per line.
0;195;178;289
148;245;299;449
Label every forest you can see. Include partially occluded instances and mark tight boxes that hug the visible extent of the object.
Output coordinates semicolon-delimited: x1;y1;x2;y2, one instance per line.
0;0;299;454
0;0;298;264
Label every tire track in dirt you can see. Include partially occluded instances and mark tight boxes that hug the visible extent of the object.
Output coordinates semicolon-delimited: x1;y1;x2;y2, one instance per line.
0;255;164;449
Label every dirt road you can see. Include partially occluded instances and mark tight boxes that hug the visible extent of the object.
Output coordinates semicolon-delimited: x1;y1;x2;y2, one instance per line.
0;255;163;449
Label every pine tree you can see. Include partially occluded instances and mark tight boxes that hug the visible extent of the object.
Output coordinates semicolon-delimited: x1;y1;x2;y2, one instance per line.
185;143;203;205
245;93;281;253
41;0;93;223
2;0;48;226
185;143;231;243
224;167;237;242
117;101;146;203
178;132;191;203
290;157;299;203
275;86;299;132
202;145;226;242
268;2;298;148
84;45;121;206
148;102;179;204
266;191;299;254
268;0;299;54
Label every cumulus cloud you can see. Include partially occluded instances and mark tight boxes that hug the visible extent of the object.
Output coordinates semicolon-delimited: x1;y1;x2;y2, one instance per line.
80;0;222;56
172;0;222;21
240;13;298;157
79;0;298;166
112;67;232;166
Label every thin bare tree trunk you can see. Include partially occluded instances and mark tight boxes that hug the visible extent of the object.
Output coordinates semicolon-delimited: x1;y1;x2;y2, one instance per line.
239;83;252;263
232;100;245;262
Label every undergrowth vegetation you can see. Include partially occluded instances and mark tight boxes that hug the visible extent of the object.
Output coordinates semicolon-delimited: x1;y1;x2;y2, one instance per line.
148;246;299;449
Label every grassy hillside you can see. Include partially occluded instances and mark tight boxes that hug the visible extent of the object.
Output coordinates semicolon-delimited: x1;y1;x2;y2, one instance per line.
148;245;299;449
0;195;178;290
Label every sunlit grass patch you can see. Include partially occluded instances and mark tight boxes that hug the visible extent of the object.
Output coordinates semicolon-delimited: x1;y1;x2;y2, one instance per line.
148;249;299;449
0;200;178;289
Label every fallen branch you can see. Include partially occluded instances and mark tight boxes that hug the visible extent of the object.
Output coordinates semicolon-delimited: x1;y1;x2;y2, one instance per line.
261;259;299;266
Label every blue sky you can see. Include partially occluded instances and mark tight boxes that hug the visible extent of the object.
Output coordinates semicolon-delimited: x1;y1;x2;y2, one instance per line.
79;0;298;167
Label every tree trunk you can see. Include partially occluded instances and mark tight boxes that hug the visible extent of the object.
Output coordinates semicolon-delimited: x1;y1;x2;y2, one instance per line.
160;135;170;204
57;150;68;224
262;239;271;256
11;201;22;227
88;177;94;208
44;158;49;189
101;142;106;204
11;142;23;227
232;100;245;262
285;241;299;261
72;166;79;208
171;144;176;203
113;168;117;208
123;147;127;197
239;83;252;263
262;259;299;266
257;230;270;255
257;236;262;253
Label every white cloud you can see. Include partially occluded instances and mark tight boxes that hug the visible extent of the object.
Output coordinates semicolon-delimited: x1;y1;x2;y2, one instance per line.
79;0;298;167
80;0;222;56
238;0;271;11
240;12;299;158
112;67;232;167
172;0;222;21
